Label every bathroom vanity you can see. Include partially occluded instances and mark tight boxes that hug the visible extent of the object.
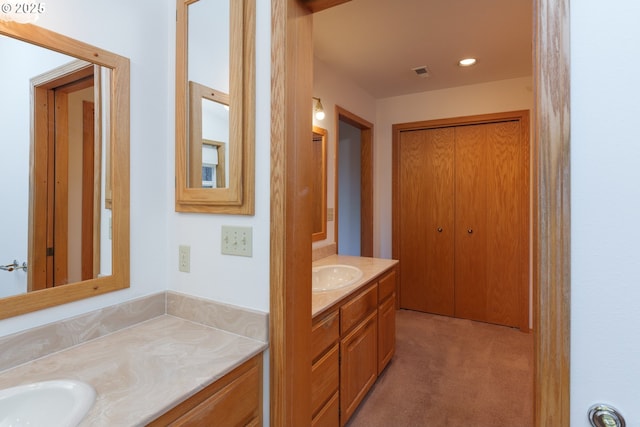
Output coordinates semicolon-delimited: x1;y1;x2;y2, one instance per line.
311;255;398;427
0;293;267;426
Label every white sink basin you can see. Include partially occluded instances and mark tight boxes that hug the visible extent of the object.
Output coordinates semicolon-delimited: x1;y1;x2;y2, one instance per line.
312;264;363;292
0;380;96;427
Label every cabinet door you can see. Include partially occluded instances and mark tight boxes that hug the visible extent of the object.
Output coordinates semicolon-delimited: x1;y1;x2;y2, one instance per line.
377;294;396;375
149;355;262;427
340;311;378;426
398;127;455;315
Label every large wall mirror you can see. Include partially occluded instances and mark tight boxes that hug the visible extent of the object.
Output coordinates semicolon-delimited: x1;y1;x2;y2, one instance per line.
312;126;327;242
0;22;130;320
175;0;255;214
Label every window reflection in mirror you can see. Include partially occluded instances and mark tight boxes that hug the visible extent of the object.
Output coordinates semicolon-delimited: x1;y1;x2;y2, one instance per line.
188;81;229;189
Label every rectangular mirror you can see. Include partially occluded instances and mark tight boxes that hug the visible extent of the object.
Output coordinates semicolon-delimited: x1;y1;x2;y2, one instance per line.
0;21;130;319
312;126;327;241
175;0;255;214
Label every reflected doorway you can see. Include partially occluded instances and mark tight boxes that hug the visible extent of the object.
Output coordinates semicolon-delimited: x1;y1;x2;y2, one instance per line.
30;62;101;290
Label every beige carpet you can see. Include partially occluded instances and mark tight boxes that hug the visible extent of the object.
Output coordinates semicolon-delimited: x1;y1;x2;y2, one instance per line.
346;309;533;427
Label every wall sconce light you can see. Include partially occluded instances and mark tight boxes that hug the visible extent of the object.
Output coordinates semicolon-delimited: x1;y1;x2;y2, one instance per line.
312;97;325;120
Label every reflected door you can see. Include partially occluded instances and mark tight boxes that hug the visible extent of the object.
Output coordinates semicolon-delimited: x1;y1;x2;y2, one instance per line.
31;65;100;290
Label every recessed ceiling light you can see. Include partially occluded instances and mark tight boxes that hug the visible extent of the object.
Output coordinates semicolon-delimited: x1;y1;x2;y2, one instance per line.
458;58;477;67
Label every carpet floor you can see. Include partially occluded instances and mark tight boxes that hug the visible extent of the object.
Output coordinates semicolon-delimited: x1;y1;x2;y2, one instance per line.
346;309;534;427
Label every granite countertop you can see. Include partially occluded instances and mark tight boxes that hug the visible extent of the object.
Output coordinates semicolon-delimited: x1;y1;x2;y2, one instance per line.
312;255;398;318
0;315;267;426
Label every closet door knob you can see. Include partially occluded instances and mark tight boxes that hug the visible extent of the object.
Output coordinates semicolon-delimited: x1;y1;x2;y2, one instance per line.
437;227;443;233
467;229;473;234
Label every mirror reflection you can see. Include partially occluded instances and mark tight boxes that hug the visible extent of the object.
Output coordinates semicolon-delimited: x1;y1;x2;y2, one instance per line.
186;0;230;189
188;81;229;188
312;126;327;242
175;0;254;214
0;34;112;298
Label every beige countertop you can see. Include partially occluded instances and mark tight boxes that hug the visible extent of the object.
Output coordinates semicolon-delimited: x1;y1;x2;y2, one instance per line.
312;255;398;318
0;314;267;426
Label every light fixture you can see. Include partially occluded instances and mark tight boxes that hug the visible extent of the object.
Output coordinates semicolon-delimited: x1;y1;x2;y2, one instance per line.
458;58;477;67
312;97;325;120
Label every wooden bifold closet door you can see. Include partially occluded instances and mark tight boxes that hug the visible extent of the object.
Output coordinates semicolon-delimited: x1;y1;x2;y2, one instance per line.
393;111;529;330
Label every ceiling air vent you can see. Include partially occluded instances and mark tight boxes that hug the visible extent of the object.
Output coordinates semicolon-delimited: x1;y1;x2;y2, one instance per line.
412;66;429;78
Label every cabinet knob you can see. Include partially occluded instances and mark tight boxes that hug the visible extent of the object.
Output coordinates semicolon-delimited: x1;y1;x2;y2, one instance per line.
467;229;473;234
437;227;443;233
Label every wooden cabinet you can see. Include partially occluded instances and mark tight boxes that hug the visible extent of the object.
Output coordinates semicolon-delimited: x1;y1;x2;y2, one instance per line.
340;310;378;425
148;353;262;427
377;269;396;374
311;310;340;426
311;266;397;427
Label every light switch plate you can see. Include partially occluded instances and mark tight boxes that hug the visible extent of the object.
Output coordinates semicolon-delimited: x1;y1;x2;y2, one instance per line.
221;226;253;257
178;245;190;272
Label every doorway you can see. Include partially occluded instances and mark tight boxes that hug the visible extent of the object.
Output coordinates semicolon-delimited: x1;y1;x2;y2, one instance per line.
335;106;373;257
270;0;570;425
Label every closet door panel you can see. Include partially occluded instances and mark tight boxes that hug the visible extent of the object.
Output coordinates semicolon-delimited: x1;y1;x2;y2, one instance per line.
398;128;454;315
485;121;522;327
454;124;488;322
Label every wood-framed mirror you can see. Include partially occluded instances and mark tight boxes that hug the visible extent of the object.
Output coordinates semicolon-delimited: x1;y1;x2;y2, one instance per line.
0;21;130;320
175;0;255;214
312;126;327;241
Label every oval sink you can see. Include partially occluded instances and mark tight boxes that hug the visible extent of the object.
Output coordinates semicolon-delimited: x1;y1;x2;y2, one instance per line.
0;379;96;427
312;264;363;292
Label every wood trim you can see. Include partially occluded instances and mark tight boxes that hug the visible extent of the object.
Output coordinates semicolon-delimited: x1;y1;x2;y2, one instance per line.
81;100;95;281
534;0;571;424
335;106;373;257
270;0;313;425
53;89;69;286
312;126;328;242
302;0;351;13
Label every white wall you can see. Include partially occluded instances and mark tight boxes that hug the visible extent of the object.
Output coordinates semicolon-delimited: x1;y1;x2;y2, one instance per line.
570;1;640;424
375;77;534;258
0;0;171;335
167;0;271;313
312;57;377;250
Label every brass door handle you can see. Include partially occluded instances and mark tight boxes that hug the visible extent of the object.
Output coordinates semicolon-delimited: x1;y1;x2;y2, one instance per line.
437;227;443;233
467;229;473;234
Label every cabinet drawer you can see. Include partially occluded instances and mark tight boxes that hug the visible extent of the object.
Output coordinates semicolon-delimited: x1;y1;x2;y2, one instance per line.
312;310;339;361
340;284;377;335
378;269;396;303
311;343;339;417
312;391;339;427
149;354;263;427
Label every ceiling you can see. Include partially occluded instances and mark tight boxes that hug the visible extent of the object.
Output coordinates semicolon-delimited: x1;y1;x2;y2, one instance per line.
313;0;533;99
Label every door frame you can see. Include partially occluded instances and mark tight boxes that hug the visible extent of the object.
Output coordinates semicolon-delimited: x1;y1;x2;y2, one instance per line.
270;0;570;425
335;106;373;257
